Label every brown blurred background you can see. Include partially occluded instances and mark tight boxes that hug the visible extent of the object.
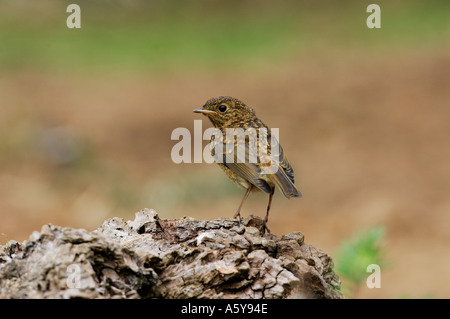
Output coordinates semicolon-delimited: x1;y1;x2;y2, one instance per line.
0;0;449;298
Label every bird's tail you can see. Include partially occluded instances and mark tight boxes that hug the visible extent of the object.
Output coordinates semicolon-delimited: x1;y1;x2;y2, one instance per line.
271;166;302;199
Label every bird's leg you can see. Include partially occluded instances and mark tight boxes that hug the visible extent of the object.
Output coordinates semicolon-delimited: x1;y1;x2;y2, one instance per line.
263;188;275;234
234;185;253;220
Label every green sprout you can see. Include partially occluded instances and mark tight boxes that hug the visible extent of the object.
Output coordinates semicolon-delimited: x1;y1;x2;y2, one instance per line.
335;225;386;298
1;233;10;248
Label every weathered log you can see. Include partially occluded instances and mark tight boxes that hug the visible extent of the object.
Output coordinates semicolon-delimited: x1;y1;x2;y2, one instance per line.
0;208;342;299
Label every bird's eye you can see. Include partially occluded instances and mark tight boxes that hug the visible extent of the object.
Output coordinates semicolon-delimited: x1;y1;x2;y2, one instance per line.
218;104;227;112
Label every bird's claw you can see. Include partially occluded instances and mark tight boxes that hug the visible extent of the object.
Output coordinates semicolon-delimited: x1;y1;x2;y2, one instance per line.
233;213;242;224
263;218;271;234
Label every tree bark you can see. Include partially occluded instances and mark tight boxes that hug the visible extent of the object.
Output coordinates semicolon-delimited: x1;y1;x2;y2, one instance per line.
0;209;342;299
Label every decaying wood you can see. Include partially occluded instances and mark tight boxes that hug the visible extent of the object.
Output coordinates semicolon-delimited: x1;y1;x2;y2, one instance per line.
0;209;342;299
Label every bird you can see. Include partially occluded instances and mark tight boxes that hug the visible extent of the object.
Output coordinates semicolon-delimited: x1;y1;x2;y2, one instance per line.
193;96;301;232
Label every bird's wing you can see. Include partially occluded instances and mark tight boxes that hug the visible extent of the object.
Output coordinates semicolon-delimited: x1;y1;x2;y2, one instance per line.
262;135;302;198
270;138;295;183
225;162;273;194
211;130;273;193
210;128;301;198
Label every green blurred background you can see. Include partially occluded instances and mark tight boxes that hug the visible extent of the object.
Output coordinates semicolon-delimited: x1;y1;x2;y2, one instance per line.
0;0;449;298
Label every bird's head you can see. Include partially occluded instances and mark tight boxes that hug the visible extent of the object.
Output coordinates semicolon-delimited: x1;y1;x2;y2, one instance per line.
193;96;256;128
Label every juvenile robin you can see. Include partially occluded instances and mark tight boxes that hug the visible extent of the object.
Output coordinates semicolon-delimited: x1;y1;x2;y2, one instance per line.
194;96;301;232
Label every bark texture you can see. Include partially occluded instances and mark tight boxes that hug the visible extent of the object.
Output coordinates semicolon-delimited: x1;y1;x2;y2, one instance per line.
0;209;342;299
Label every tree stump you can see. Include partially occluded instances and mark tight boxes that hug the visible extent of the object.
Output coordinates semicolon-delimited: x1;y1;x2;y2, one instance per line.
0;209;342;299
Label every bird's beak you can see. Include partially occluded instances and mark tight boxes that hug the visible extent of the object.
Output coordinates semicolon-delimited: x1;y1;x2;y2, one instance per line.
193;107;215;115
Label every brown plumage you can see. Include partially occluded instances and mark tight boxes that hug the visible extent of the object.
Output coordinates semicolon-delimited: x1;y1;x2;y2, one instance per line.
194;96;301;232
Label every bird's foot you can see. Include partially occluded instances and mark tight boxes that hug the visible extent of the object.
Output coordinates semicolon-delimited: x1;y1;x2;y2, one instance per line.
262;219;271;234
233;212;242;224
